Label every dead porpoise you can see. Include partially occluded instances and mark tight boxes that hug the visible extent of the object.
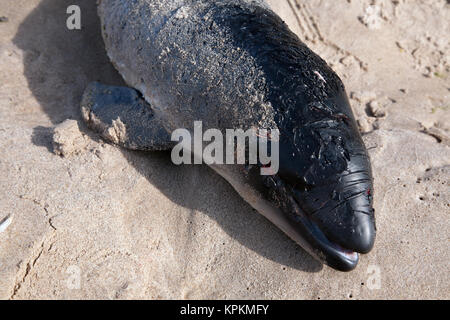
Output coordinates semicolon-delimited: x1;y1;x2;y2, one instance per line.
81;0;376;271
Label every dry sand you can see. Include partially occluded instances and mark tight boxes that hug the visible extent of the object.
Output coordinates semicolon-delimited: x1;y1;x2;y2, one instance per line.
0;0;449;299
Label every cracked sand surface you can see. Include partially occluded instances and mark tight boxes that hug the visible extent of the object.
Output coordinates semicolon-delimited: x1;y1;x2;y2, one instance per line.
0;0;449;299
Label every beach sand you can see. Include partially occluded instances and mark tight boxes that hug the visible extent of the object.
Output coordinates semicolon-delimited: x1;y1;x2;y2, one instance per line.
0;0;448;299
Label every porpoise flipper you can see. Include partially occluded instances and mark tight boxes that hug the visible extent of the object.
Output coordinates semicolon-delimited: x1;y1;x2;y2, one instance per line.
81;82;173;151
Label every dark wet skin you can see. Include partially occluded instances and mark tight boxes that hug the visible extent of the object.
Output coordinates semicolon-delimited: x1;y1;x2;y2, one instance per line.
219;5;376;268
82;0;376;271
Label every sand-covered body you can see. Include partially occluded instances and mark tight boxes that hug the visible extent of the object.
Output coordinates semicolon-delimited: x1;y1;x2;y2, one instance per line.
83;0;376;271
98;0;348;133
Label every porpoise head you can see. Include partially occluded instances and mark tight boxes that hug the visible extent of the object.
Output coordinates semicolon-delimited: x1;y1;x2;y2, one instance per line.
215;89;376;272
209;5;376;271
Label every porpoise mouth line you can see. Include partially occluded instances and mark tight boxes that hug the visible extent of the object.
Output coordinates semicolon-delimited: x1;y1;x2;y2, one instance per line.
278;178;360;270
291;195;358;255
213;166;362;271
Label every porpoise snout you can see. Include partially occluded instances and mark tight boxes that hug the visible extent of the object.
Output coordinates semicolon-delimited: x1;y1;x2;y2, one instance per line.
306;156;376;255
313;196;376;254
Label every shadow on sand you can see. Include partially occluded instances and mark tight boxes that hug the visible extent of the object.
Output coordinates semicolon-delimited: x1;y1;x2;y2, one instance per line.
13;0;322;273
